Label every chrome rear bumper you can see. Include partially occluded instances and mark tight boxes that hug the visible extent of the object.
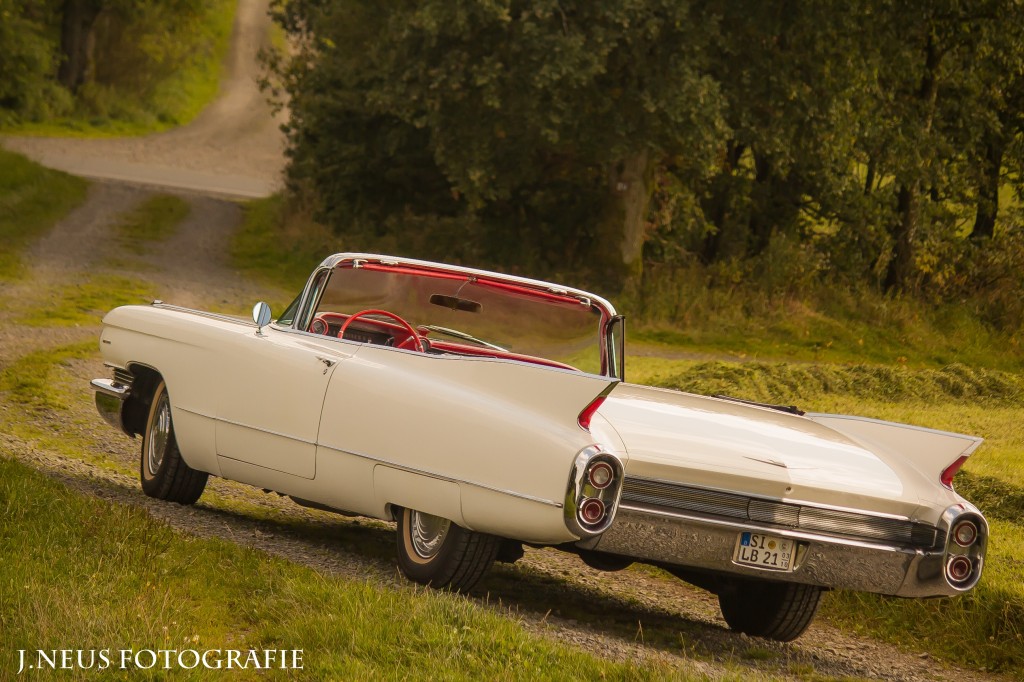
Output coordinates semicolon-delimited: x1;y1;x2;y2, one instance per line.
587;504;984;598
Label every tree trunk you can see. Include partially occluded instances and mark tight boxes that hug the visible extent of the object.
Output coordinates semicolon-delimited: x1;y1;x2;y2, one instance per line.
700;141;745;263
885;33;941;293
884;183;920;291
607;151;652;285
864;158;876;195
971;137;1004;241
57;0;104;93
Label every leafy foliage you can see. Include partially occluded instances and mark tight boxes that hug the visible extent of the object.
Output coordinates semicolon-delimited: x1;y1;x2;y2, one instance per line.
270;0;725;285
269;0;1024;327
0;0;235;131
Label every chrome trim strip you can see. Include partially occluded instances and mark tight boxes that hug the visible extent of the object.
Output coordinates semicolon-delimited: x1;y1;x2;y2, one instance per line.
624;474;912;521
617;503;904;551
176;407;319;447
318;253;617;317
621;476;936;548
177;405;563;509
317;442;563;508
151;302;254;327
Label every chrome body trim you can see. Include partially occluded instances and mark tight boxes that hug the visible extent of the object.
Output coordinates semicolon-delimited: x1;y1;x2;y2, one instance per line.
176;407;319;447
591;503;985;597
564;446;624;537
90;377;132;436
174;404;565;509
150;302;254;327
316;443;564;508
621;476;939;548
315;253;617;317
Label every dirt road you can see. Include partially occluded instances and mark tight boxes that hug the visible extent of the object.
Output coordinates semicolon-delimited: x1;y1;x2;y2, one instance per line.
0;0;285;198
0;2;1013;680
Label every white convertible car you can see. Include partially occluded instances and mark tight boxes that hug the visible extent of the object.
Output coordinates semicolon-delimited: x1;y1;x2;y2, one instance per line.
92;253;987;641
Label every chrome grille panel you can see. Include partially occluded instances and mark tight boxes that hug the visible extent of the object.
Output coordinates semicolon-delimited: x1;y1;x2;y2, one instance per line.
113;367;134;388
621;476;938;549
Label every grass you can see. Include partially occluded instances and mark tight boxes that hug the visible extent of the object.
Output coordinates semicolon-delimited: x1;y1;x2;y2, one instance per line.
231;194;338;308
629;358;1024;674
0;149;89;280
116;194;190;253
0;457;693;681
0;342;129;473
15;274;155;327
631;292;1024;372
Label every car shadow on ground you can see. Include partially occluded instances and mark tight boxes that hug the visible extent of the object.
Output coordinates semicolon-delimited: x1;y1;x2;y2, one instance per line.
192;494;752;660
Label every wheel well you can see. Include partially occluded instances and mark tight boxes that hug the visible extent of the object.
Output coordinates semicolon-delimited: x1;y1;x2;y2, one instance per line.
122;364;163;437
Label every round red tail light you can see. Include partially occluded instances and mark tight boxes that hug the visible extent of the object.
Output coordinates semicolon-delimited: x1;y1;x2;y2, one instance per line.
579;498;606;525
947;555;973;583
952;520;978;547
588;461;614;489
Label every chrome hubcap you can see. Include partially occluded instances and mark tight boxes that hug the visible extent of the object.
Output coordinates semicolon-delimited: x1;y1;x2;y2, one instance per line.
147;393;171;475
410;510;451;559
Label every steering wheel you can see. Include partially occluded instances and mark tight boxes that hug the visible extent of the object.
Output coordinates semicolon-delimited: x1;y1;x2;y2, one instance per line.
339;309;424;352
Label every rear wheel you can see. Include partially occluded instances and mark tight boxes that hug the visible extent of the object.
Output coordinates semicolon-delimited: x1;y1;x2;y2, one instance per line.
396;507;499;592
140;381;208;504
718;578;823;642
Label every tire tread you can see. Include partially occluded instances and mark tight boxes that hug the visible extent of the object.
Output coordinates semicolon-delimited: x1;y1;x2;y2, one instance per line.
141;381;208;505
718;580;822;642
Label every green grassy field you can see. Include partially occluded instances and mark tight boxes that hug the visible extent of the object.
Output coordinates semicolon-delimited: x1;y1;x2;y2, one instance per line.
0;457;688;681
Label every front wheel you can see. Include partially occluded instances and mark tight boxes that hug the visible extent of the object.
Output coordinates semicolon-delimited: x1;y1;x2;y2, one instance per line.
718;578;823;642
140;380;208;504
396;507;500;592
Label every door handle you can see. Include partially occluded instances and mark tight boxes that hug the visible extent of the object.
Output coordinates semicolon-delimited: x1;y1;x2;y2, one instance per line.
316;356;335;374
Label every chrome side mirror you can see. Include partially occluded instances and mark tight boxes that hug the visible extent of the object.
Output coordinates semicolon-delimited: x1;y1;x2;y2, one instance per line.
252;301;272;335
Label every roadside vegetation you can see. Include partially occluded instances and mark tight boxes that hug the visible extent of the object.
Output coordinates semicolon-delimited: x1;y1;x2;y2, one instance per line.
0;456;689;681
0;0;236;135
0;149;88;280
232;194;335;307
115;194;190;253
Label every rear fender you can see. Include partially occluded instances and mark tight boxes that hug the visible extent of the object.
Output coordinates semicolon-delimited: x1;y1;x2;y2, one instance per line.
805;413;982;490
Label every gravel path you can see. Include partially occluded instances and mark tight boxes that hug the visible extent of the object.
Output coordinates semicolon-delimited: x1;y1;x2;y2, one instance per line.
0;0;285;198
0;2;1015;679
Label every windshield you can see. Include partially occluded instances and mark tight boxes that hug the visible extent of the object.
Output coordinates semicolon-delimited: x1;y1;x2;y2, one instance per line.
307;264;606;373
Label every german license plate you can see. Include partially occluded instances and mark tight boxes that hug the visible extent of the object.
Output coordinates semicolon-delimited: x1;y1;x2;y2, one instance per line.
733;532;795;571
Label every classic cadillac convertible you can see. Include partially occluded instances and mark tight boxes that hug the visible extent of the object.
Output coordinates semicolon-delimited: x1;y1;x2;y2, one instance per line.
92;253;987;641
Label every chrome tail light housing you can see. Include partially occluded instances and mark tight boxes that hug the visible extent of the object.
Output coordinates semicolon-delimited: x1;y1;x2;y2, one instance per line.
565;446;623;538
939;504;987;591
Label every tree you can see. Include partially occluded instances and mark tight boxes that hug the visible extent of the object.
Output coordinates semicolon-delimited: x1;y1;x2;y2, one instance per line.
57;0;103;92
272;0;725;286
0;0;63;119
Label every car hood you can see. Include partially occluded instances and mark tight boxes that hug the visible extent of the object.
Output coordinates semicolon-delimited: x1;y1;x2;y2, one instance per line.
596;384;946;518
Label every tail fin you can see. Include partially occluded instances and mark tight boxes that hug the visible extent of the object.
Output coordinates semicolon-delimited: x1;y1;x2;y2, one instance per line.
805;413;982;490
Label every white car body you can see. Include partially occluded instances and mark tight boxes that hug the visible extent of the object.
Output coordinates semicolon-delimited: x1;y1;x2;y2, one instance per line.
92;253;987;640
